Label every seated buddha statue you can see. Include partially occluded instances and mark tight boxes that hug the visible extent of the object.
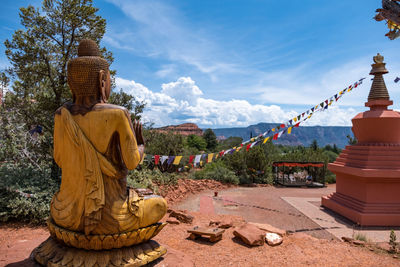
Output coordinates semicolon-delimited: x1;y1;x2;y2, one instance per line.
50;39;167;237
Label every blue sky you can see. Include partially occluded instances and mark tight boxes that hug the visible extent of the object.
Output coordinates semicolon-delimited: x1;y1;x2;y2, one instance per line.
1;0;399;128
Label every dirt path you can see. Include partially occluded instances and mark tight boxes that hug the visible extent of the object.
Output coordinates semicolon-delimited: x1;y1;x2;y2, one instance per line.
174;184;336;239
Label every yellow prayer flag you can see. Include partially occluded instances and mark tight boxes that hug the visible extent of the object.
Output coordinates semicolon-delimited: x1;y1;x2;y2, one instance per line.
207;153;214;163
328;100;333;106
307;114;312;119
251;138;255;142
173;156;182;165
272;128;276;132
263;137;270;144
294;117;297;122
139;153;146;164
215;154;219;159
339;90;343;95
287;127;292;134
236;147;242;151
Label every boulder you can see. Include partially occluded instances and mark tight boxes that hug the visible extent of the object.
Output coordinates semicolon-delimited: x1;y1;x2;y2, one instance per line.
209;219;233;229
249;222;286;236
233;223;265;246
265;233;283;246
169;210;194;224
166;217;180;225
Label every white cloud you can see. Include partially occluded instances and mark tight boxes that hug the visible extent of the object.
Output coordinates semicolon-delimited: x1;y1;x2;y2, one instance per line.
161;77;203;105
116;76;360;128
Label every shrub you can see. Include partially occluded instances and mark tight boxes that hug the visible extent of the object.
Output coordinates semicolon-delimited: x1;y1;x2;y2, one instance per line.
354;233;367;242
192;161;239;185
127;169;178;194
390;230;398;253
0;162;59;224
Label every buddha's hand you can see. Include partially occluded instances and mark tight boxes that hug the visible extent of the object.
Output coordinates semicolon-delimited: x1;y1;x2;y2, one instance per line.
133;120;145;145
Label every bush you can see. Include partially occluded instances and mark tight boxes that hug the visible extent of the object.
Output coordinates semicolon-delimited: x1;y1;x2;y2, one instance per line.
192;161;239;185
325;171;336;184
0;162;59;223
127;169;178;194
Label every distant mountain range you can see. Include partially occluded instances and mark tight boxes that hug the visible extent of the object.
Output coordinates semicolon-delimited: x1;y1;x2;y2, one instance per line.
211;123;354;148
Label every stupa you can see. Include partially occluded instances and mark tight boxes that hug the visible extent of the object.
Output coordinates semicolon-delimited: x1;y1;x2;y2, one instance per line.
322;53;400;226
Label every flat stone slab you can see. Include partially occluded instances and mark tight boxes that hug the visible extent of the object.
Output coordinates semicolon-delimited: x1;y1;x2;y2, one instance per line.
281;197;400;243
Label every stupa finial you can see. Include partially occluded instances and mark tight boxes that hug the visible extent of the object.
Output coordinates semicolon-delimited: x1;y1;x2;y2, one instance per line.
367;53;390;102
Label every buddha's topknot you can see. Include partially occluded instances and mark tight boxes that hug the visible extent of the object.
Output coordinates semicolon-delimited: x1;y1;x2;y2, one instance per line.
78;39;100;57
67;39;109;97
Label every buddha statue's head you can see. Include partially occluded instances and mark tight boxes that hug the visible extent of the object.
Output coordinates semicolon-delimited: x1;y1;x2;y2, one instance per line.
67;39;110;104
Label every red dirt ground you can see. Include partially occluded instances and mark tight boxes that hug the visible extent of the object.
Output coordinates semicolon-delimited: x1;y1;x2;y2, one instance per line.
1;180;399;266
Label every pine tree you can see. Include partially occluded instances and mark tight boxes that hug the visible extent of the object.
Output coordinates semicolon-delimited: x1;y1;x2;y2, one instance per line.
3;0;112;177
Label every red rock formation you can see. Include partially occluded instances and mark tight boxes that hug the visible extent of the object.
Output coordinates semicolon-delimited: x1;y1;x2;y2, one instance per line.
155;123;203;136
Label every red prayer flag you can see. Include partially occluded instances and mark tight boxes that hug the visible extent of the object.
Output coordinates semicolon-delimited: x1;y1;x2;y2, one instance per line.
189;155;195;164
154;155;160;165
294;122;300;128
273;133;278;140
325;99;328;105
280;124;285;128
246;143;251;151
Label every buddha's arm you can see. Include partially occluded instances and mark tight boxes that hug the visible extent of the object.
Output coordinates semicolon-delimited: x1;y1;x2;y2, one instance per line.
118;110;141;170
53;114;63;167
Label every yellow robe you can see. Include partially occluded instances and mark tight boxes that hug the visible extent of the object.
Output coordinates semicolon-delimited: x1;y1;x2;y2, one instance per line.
51;106;166;235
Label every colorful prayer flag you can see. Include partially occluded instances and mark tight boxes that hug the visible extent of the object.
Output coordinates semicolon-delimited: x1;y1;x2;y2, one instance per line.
189;155;195;164
263;137;270;144
173;156;182;165
246;143;251;151
273;133;278;140
161;156;168;165
167;156;175;165
288;127;292;134
194;155;201;164
154;155;160;165
208;153;214;163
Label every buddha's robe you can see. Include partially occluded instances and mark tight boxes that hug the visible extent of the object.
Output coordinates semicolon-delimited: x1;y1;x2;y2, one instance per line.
50;105;167;235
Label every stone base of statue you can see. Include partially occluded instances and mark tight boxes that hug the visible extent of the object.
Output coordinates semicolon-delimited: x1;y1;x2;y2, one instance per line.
32;219;167;266
33;237;166;267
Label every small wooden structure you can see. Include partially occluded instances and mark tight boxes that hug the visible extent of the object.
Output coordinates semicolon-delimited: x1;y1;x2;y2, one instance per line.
187;226;225;242
273;161;326;187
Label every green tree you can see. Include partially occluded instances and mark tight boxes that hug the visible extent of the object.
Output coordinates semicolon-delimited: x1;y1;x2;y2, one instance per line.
3;0;113;177
108;89;146;121
310;139;319;151
143;130;184;156
216;136;243;151
346;134;357;145
203;128;217;151
186;134;207;151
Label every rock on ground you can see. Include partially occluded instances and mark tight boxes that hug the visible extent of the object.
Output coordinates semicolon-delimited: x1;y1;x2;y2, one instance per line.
265;233;283;246
169;210;194;224
249;222;286;236
233;223;265;246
